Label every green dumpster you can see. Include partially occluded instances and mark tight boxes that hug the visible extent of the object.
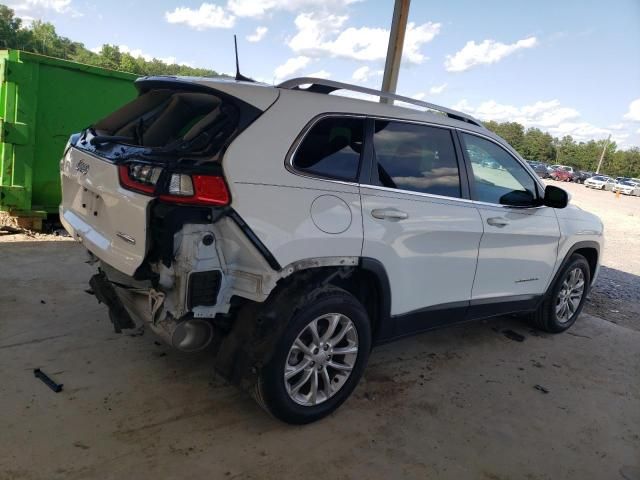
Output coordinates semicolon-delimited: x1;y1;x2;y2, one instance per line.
0;49;137;227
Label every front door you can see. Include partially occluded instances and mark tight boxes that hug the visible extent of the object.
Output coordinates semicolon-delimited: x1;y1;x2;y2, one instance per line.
360;120;484;336
458;132;560;316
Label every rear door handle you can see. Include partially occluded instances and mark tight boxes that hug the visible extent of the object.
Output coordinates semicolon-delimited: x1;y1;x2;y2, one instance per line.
371;208;409;221
486;217;509;227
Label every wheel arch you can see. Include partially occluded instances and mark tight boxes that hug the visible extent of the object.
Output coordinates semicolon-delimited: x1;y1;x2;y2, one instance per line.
552;241;600;291
273;258;393;344
213;257;393;389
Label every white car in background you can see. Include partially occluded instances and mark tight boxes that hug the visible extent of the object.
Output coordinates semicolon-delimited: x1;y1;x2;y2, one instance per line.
584;175;615;190
612;180;640;196
59;75;604;424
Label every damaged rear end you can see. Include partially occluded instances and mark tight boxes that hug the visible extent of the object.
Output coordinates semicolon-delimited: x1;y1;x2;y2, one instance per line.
60;77;280;351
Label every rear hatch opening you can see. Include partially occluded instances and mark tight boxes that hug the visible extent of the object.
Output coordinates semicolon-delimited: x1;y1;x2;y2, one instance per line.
59;79;279;349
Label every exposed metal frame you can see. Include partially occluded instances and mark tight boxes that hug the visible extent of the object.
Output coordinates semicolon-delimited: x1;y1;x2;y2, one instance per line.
277;77;484;128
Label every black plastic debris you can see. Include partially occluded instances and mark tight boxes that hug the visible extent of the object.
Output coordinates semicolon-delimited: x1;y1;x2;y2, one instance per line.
34;368;63;393
534;384;549;394
503;329;525;342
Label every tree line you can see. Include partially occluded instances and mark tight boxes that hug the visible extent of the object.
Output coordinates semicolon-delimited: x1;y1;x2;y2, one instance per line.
1;4;638;177
0;5;222;77
483;121;639;178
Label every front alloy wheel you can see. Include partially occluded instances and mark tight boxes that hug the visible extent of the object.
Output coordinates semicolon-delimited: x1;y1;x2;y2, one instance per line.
528;253;591;333
555;267;585;323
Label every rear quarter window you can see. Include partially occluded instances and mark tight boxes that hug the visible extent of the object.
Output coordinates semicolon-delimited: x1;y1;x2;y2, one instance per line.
292;117;364;181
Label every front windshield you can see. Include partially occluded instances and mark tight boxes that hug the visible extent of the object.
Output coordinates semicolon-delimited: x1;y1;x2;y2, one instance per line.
592;176;606;181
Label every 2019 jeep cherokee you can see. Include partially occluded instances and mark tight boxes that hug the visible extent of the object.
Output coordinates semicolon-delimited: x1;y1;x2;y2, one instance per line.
60;76;603;424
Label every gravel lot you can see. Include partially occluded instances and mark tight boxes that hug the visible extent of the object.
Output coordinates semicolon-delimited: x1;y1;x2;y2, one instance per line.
1;182;639;479
543;179;640;331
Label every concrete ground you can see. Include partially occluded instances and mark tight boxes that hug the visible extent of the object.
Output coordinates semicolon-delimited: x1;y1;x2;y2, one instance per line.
1;184;639;480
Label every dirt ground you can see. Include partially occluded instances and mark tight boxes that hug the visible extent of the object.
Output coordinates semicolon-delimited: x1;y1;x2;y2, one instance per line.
1;183;639;480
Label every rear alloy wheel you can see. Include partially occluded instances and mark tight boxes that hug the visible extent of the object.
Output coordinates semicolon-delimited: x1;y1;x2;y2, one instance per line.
529;254;591;333
284;313;358;406
254;287;371;424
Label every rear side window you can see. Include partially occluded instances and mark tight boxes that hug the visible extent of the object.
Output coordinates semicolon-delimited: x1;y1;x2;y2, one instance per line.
372;121;461;198
292;117;364;181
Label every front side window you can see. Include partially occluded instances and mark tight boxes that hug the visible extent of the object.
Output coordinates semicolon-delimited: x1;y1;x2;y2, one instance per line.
292;117;364;181
461;133;538;206
372;121;461;198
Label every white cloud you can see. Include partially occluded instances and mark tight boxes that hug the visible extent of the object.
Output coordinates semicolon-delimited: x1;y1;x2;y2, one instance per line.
227;0;361;17
608;123;626;130
165;3;235;30
623;98;640;122
288;12;440;64
412;84;447;100
352;65;383;83
274;56;311;82
246;26;267;42
445;36;537;72
452;98;617;142
429;83;447;95
306;70;331;79
453;99;579;128
10;0;81;17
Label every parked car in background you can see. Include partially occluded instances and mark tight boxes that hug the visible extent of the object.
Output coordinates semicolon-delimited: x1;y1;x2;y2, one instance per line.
527;161;551;179
584;175;616;190
550;167;573;182
551;165;575;174
573;171;594;184
612;180;640;196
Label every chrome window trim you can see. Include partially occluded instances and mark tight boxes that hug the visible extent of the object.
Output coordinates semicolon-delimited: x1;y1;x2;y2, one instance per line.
360;183;476;206
284;112;547;211
285;112;469;195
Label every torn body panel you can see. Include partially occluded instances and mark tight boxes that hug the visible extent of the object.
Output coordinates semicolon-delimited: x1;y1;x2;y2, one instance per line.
95;203;360;351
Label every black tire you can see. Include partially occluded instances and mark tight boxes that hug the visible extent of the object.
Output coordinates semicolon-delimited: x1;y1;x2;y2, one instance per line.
529;254;591;333
253;286;371;424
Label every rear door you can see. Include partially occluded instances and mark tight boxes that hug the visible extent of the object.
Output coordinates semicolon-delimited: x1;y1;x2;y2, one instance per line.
360;119;483;336
458;131;560;315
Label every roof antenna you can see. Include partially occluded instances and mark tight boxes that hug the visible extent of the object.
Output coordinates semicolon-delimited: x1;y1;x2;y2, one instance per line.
234;34;255;82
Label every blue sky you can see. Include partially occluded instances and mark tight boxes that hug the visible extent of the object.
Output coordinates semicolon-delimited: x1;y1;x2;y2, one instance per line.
9;0;640;147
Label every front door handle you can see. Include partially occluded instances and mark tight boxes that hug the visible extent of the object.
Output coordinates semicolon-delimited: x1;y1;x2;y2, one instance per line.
486;217;509;227
371;208;409;221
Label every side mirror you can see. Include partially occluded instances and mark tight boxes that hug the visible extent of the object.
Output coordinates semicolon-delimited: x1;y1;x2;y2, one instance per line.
544;185;569;208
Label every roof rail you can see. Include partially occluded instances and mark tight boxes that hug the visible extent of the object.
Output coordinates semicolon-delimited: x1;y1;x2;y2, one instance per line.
277;77;484;127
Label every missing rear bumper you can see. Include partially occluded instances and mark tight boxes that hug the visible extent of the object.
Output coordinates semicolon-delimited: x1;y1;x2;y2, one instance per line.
89;272;136;333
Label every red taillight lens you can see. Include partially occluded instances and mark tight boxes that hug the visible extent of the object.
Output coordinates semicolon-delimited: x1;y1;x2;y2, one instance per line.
118;164;162;195
159;174;230;206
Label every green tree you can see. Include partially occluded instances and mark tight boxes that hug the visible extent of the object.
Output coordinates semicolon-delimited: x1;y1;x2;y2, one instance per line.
485;121;525;152
521;127;555;162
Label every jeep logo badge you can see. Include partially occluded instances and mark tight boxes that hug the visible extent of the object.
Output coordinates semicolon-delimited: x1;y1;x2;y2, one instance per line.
76;160;90;175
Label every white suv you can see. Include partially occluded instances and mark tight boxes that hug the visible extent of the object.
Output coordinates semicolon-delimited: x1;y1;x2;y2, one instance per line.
60;76;603;423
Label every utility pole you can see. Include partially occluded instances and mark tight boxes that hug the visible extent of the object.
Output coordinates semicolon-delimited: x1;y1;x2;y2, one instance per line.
595;134;611;174
380;0;411;104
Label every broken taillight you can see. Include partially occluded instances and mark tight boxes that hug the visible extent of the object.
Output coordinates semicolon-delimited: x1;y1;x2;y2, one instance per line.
119;162;230;206
159;174;230;206
118;163;163;195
